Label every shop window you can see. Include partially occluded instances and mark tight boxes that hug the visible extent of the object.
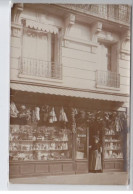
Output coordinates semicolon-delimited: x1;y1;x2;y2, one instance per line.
76;127;87;160
10;103;73;161
19;21;62;80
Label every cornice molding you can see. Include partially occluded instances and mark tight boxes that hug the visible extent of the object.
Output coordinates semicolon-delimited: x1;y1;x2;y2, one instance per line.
55;4;130;27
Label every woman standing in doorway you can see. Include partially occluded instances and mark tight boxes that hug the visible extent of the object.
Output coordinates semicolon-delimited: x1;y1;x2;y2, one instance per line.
90;136;102;173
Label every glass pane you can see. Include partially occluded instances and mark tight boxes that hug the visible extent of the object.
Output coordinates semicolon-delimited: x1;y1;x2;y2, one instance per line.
76;127;87;159
104;128;123;159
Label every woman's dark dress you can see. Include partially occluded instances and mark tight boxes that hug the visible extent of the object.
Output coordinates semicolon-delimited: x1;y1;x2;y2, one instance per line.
90;142;102;171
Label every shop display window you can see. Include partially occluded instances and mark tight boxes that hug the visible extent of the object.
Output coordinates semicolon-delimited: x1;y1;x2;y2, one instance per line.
103;128;123;159
9;125;73;161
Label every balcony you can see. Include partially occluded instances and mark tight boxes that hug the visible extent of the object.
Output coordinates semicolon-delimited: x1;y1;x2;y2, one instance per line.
58;4;130;25
19;57;62;80
96;70;120;89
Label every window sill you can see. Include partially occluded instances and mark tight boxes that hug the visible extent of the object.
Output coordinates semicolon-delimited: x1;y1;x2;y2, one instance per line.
18;73;63;84
96;84;120;91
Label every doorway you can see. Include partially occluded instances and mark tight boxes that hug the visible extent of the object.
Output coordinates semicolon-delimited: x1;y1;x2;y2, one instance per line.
88;121;103;173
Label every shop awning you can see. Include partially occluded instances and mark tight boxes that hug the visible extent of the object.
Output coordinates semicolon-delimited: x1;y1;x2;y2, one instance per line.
10;83;128;103
25;19;59;34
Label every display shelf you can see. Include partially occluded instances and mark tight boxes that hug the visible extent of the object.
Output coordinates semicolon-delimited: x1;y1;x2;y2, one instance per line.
104;140;120;142
103;127;124;172
10;140;70;142
104;158;123;160
10;125;73;162
10;149;69;152
104;134;120;136
104;148;122;151
103;158;124;161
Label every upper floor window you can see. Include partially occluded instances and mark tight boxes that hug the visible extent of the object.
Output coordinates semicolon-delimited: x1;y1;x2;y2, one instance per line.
19;19;62;80
98;42;118;73
96;42;120;89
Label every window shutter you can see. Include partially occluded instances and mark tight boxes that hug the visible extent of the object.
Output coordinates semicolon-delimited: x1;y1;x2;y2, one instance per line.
111;43;118;72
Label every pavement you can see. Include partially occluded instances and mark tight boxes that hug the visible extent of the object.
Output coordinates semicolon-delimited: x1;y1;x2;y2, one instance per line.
9;172;129;185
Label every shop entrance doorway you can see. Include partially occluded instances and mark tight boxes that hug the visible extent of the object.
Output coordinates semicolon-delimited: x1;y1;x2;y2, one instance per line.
88;122;103;173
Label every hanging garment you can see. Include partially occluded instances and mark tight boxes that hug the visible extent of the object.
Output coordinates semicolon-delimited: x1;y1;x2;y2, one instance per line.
10;102;19;118
35;107;40;121
26;109;31;120
115;117;123;132
74;108;78;115
71;108;76;121
32;110;36;123
70;108;76;132
19;105;27;118
42;105;49;122
26;109;32;125
54;106;60;121
59;107;68;122
49;107;57;123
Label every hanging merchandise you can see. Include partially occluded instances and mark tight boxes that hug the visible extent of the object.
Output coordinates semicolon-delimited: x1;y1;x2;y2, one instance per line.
115;114;124;132
115;118;121;132
49;107;57;123
26;108;32;125
80;110;86;120
32;110;36;123
71;108;77;133
73;108;78;115
76;110;86;128
59;107;68;123
35;107;40;121
10;102;19;118
26;108;31;120
19;105;28;118
118;112;127;131
42;105;49;122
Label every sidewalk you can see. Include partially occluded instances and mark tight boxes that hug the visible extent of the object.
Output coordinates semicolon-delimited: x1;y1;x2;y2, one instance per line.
9;172;129;185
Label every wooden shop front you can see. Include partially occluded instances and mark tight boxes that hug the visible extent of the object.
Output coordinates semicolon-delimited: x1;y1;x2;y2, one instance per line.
9;89;127;178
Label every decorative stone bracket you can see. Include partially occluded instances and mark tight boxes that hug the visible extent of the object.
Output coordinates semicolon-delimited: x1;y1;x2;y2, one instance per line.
11;3;23;24
64;13;75;36
91;21;103;42
120;30;130;60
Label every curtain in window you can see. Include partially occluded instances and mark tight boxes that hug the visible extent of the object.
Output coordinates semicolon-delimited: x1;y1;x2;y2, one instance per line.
98;43;110;71
22;29;48;77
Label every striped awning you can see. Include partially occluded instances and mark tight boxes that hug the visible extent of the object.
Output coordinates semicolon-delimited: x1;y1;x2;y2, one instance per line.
25;19;59;34
10;83;128;103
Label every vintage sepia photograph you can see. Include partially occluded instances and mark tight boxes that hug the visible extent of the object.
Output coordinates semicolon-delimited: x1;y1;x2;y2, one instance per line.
9;3;131;185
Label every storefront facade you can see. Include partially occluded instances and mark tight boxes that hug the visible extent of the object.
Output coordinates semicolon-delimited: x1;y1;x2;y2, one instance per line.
10;4;130;178
9;87;128;178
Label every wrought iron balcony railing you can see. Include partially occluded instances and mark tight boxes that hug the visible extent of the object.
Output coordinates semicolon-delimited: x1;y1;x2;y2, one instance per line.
58;4;130;24
19;57;62;80
96;70;120;88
